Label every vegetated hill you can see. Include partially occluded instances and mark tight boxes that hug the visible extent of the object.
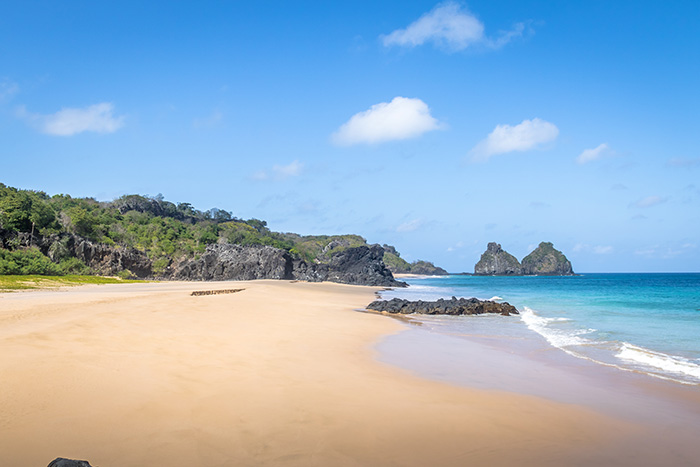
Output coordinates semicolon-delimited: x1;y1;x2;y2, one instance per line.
521;242;574;275
382;245;448;275
0;183;436;281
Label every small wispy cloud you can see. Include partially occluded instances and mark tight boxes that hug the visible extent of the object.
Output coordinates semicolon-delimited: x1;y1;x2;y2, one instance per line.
396;218;423;232
469;118;558;161
0;79;19;101
381;2;525;52
630;195;667;209
332;97;442;145
573;243;614;255
529;201;550;209
667;157;700;168
193;110;223;129
576;143;611;164
17;102;125;136
252;160;303;181
611;183;628;191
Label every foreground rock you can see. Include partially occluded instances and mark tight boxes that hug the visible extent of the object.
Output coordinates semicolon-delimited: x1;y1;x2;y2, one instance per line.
47;459;93;467
367;297;518;316
521;242;574;275
169;243;406;287
474;242;523;275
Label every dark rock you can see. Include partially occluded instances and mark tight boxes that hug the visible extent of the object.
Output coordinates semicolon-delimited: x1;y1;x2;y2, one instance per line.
47;458;93;467
521;242;574;275
323;244;405;286
367;297;518;316
474;242;523;275
168;243;406;287
168;244;294;281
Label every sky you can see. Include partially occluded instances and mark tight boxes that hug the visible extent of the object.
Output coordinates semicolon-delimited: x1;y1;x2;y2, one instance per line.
1;0;699;273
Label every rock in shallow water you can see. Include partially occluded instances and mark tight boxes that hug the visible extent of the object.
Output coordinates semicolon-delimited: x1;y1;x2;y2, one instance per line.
366;297;518;316
47;458;93;467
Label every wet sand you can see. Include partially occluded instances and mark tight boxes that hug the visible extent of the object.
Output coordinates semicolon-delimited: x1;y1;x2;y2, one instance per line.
0;280;692;466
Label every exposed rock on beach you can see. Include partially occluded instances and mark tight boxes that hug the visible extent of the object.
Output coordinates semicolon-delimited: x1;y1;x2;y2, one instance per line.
366;297;519;316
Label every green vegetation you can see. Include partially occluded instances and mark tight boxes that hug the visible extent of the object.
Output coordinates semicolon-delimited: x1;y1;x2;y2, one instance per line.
0;274;143;292
382;250;412;272
0;183;397;276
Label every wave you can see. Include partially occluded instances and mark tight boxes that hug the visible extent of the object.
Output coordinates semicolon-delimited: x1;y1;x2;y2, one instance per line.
616;343;700;381
520;307;590;349
488;296;503;301
521;307;700;385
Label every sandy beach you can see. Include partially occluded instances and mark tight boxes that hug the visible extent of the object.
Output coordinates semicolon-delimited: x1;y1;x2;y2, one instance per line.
1;280;698;466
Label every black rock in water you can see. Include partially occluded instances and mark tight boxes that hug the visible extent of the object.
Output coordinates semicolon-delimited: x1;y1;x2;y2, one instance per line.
367;297;518;316
47;458;93;467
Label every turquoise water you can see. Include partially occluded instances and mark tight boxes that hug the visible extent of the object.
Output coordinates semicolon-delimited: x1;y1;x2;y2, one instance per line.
382;274;700;385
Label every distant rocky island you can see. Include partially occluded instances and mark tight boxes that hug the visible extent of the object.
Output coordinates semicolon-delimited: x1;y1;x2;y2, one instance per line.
474;242;574;276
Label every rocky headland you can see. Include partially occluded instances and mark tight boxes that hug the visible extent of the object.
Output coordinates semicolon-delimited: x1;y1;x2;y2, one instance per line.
382;244;448;275
366;297;518;316
473;241;574;276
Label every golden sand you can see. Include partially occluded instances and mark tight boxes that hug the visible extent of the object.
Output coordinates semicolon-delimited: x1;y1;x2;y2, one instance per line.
0;280;674;466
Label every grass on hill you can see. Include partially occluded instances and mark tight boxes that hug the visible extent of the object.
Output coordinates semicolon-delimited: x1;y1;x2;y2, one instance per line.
0;275;145;292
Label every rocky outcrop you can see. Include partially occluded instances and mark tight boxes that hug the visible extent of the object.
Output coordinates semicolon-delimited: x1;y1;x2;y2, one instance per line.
367;297;518;316
474;242;522;275
47;458;93;467
14;232;153;278
322;244;406;286
168;243;406;287
168;244;294;281
521;242;574;275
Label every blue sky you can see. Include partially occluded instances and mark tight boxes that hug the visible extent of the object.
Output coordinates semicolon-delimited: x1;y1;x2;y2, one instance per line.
1;1;699;272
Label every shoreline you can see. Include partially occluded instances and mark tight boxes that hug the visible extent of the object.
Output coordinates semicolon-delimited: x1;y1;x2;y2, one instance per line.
1;281;698;466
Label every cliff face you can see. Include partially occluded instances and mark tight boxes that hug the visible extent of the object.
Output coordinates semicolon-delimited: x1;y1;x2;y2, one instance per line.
168;243;406;287
382;245;448;275
521;242;574;275
474;242;523;275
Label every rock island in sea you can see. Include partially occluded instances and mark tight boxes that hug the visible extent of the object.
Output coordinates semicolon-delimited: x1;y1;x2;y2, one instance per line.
474;241;574;276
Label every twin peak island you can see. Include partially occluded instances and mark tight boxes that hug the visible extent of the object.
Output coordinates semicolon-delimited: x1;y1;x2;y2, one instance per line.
473;241;574;276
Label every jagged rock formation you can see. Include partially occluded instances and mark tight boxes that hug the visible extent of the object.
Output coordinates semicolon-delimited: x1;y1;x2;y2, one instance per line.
169;243;406;287
366;297;518;316
521;242;574;275
169;244;294;281
474;242;523;275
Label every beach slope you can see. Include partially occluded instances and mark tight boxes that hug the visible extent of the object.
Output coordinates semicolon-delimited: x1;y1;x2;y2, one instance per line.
0;280;646;466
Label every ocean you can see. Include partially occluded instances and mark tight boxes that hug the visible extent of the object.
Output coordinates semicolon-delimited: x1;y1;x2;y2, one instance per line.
379;273;700;386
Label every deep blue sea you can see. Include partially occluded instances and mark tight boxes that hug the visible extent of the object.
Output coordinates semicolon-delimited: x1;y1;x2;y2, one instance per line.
381;274;700;385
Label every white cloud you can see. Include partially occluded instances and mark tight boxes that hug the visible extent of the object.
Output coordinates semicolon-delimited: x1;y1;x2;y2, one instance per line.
469;118;559;161
396;218;423;232
18;102;125;136
630;196;667;208
576;143;610;164
381;2;524;51
332;97;441;145
252;160;303;181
